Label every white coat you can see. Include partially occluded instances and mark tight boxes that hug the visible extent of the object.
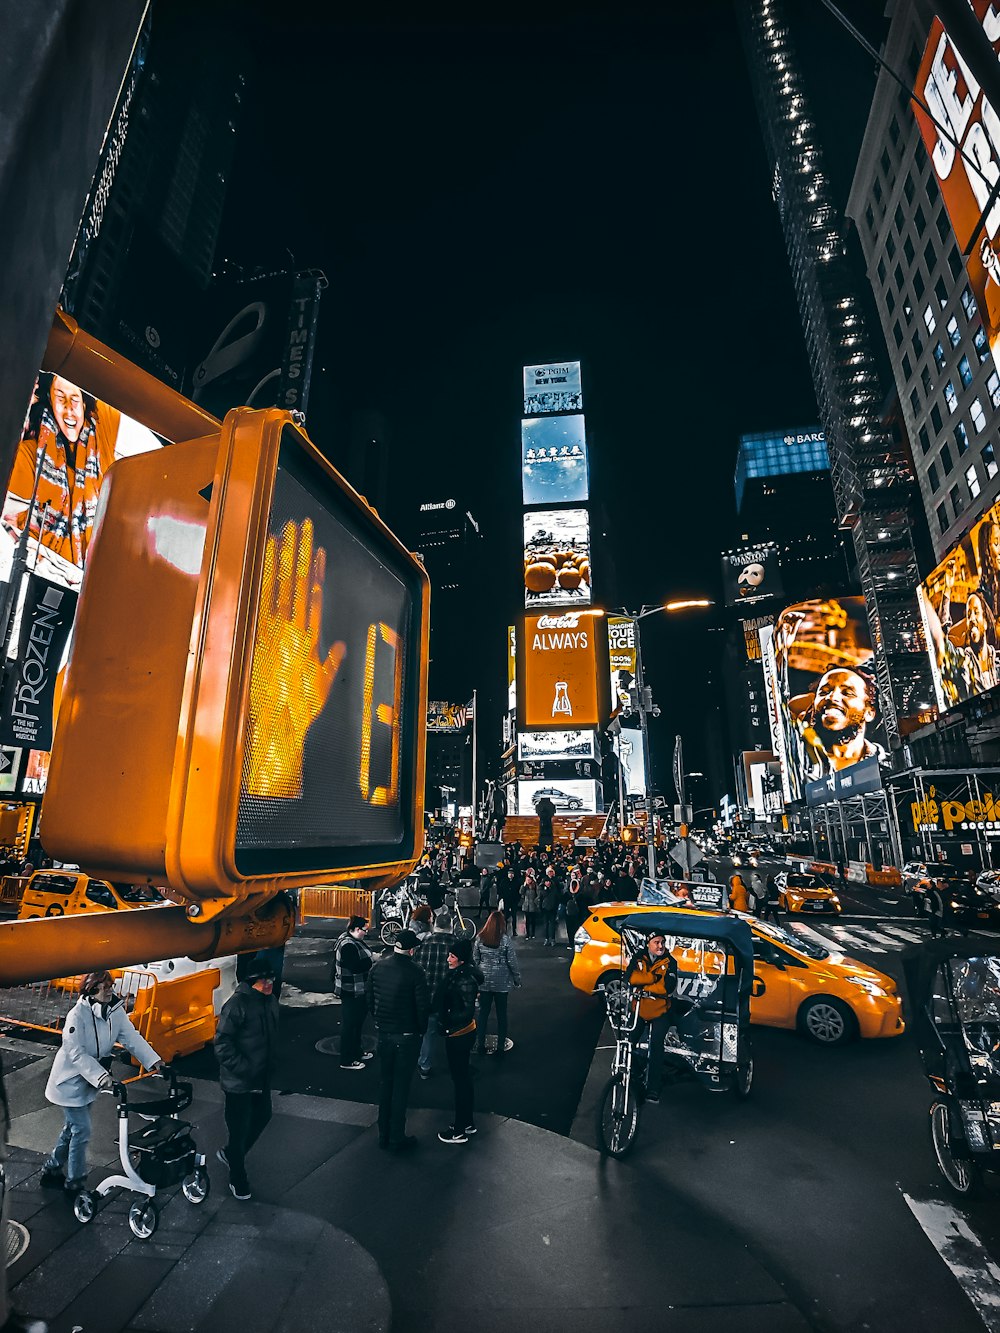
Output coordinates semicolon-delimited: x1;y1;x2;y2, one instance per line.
45;996;160;1107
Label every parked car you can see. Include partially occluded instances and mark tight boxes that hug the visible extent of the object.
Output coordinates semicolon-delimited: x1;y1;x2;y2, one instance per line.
17;870;164;919
774;871;841;915
571;901;903;1046
531;786;583;812
902;861;957;895
908;864;963;915
975;869;1000;901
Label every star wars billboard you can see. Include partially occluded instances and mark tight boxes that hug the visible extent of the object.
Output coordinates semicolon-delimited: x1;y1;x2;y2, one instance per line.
721;544;782;608
761;598;887;805
918;495;1000;711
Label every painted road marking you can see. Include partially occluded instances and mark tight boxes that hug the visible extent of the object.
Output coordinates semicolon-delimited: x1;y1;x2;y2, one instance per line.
903;1193;1000;1331
878;924;926;945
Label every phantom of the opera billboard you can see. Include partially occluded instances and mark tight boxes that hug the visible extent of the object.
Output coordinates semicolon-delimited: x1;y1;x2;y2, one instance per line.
913;9;1000;363
522;361;583;416
0;371;162;774
521;414;589;507
918;497;1000;712
517;611;603;732
760;597;887;804
523;509;592;609
721;543;782;609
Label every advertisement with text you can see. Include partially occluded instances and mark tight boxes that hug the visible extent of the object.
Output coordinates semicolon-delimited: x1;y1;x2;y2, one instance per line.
523;361;583;416
918;497;1000;712
521;414;589;506
518;610;601;731
721;543;782;608
765;598;887;805
608;614;636;713
523;509;592;609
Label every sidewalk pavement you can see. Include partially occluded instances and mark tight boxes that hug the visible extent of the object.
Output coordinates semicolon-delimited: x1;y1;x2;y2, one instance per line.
2;1033;811;1333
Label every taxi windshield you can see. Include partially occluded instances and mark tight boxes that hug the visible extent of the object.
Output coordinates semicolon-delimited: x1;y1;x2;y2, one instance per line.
754;918;828;960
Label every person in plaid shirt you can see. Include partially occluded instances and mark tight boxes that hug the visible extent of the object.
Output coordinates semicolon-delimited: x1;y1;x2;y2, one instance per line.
415;913;455;1079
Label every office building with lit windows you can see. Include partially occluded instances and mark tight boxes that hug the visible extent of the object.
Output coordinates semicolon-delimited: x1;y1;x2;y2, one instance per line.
846;0;1000;564
740;0;934;747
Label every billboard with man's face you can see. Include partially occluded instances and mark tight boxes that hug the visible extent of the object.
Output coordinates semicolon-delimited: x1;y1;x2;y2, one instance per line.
721;544;782;608
918;496;1000;713
913;10;1000;363
763;597;887;804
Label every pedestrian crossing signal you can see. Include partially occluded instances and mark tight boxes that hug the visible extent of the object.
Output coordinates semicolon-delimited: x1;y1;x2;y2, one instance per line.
43;408;430;917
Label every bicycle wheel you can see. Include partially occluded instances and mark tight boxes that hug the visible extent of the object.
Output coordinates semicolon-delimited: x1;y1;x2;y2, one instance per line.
380;919;402;947
453;916;477;942
596;1074;640;1157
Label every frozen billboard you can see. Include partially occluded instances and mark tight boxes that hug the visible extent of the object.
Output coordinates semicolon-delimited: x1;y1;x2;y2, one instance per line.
521;414;588;506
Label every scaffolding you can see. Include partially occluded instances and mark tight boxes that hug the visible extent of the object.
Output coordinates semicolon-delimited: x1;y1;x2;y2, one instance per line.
885;768;1000;870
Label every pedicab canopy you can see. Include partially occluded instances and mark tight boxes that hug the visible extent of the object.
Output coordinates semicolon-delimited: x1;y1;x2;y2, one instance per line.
619;910;755;1000
902;940;1000;1076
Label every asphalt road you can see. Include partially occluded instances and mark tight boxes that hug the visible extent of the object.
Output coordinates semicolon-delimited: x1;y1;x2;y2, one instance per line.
173;865;1000;1331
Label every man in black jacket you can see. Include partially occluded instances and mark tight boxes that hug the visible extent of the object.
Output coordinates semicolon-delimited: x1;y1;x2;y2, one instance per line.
434;939;484;1145
333;915;375;1069
415;913;455;1079
366;930;430;1151
215;960;279;1200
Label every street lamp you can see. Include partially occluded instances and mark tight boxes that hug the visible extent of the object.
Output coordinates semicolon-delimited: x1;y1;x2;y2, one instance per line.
591;599;714;881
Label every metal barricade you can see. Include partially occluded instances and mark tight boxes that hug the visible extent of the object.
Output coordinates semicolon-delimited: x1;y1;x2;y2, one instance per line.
300;885;373;921
0;967;157;1045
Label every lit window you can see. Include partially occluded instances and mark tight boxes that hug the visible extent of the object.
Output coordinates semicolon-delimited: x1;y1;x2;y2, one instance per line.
989;370;1000;408
966;464;981;499
962;286;978;319
947;315;961;348
975;325;990;363
924;304;937;334
983;441;999;480
972;397;987;432
955;421;969;453
945;380;958;413
937;501;950;534
933;341;946;371
959;354;973;387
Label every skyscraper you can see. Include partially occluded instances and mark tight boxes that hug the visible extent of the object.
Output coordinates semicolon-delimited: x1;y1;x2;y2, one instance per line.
740;0;934;747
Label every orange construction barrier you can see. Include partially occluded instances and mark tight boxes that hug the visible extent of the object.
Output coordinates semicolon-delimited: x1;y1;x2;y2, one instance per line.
300;885;374;921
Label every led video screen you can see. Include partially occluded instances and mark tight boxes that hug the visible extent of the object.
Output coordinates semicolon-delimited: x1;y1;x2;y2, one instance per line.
517;729;596;762
519;611;601;732
523;509;591;609
762;597;886;805
521;414;588;506
721;543;783;608
236;432;422;871
918;496;1000;712
516;777;599;816
523;361;582;416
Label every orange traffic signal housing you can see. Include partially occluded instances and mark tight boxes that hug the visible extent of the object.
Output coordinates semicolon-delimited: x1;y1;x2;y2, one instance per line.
43;408;430;917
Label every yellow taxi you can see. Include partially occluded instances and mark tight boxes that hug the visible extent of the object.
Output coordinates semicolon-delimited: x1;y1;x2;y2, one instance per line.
17;870;164;919
775;871;842;915
571;901;903;1046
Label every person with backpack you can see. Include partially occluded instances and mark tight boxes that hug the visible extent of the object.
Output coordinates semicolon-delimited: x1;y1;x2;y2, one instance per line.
332;915;375;1070
434;938;485;1145
473;912;521;1056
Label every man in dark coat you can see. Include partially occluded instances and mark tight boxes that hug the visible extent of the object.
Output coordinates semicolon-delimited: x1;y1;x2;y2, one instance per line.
332;915;375;1069
366;929;430;1151
215;959;279;1200
536;794;556;850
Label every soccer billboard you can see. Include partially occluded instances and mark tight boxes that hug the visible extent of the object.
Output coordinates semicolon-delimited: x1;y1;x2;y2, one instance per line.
517;729;596;761
762;598;886;805
918;496;1000;711
913;10;1000;361
523;509;591;609
523;361;583;416
518;610;603;732
721;543;783;608
516;777;599;816
521;414;588;506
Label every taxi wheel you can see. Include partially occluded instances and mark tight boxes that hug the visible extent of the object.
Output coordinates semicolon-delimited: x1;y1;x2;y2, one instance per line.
798;996;855;1046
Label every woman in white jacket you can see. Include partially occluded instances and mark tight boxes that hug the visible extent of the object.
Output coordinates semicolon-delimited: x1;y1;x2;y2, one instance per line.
39;971;162;1194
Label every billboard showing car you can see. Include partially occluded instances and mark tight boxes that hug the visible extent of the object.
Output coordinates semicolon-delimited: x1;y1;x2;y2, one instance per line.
523;509;591;609
913;12;1000;365
523;361;583;416
518;610;602;732
516;778;599;816
762;597;886;804
521;415;588;506
721;543;783;608
918;496;1000;712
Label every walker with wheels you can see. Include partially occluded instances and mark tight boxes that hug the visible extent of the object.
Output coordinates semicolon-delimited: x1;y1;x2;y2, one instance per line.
72;1066;209;1239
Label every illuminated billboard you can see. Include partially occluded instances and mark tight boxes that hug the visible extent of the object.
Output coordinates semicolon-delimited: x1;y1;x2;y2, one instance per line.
507;623;516;711
517;729;596;762
608;614;636;712
913;14;1000;360
762;598;886;804
516;777;599;816
518;610;602;732
612;726;647;798
523;361;582;416
521;415;588;506
918;497;1000;712
523;509;591;609
721;544;783;608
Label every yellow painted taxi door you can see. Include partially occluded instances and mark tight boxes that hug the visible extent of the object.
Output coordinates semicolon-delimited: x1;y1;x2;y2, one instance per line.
749;937;794;1027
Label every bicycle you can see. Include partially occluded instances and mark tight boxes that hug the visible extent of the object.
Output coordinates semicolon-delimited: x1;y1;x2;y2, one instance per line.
378;879;422;946
596;983;647;1157
443;887;477;943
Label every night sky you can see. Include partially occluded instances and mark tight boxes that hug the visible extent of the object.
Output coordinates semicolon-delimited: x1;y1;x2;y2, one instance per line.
206;0;889;797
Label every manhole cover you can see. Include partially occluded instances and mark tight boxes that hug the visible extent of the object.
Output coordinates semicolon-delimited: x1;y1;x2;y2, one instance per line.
5;1220;29;1268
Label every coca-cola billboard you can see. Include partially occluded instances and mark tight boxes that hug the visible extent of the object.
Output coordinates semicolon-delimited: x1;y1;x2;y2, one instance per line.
517;611;605;732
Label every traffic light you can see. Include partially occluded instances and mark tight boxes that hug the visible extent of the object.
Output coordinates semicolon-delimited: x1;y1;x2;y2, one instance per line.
43;408;430;917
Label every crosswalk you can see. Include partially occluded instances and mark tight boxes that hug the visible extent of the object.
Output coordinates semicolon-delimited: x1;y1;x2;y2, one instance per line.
783;916;930;955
